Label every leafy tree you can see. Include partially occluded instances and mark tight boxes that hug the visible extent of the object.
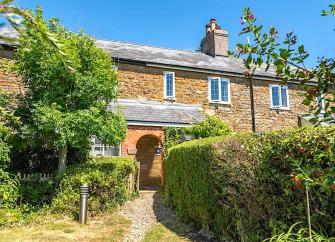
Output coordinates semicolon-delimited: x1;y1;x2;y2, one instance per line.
15;9;127;175
235;4;335;125
0;0;72;70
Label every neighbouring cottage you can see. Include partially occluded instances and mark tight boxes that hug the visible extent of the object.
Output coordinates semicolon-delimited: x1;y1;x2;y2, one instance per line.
0;19;317;188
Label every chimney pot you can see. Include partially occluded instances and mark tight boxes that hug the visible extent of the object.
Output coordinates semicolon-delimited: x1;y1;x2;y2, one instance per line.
200;19;229;57
210;18;216;32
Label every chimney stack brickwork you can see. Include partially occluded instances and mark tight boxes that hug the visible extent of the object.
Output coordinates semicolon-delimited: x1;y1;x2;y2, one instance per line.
200;19;229;57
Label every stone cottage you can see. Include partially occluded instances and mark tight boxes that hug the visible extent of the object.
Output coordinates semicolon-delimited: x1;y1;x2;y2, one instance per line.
0;19;314;188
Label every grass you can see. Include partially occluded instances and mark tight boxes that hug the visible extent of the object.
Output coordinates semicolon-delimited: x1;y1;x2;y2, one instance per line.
0;213;131;242
142;219;199;242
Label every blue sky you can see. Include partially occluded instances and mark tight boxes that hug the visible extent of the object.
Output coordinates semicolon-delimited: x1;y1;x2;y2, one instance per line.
13;0;335;67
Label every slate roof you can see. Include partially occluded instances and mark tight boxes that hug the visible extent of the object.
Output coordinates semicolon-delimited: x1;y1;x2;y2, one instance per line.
0;26;278;79
110;99;205;126
0;26;19;46
96;39;278;79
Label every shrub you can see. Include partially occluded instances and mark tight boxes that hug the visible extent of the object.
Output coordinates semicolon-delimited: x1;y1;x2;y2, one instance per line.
190;115;231;138
0;169;19;209
0;122;11;169
164;127;335;241
51;157;137;217
164;115;231;151
19;179;56;208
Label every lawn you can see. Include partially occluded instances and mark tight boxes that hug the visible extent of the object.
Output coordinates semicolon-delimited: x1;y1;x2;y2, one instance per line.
143;222;191;242
142;218;211;242
0;213;131;242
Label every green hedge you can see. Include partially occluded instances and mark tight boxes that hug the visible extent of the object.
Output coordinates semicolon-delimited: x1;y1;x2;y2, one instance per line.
0;157;136;227
51;157;137;217
164;127;335;241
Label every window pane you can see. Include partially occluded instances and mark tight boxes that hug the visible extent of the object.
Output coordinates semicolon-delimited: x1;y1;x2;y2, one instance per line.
281;86;288;107
94;137;103;145
220;80;229;102
165;73;174;97
210;79;219;101
105;146;120;156
271;86;280;107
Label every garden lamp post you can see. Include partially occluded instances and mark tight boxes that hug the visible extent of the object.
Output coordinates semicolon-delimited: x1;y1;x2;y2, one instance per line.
79;184;89;224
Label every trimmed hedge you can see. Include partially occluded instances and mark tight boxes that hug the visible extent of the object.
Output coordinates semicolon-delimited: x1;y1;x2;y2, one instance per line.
0;157;136;227
51;157;137;217
164;127;335;241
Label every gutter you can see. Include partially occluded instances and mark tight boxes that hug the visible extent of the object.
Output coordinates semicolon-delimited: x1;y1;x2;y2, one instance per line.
126;120;193;128
115;58;317;86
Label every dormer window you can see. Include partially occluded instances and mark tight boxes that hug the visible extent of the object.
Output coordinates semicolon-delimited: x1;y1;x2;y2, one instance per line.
208;77;231;104
270;84;290;109
164;71;175;99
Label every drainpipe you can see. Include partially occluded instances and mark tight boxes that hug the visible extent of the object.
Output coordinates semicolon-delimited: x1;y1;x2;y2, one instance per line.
249;78;256;132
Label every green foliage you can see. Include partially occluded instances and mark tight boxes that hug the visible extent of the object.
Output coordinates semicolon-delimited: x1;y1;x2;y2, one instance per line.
0;124;11;168
14;9;127;172
164;115;231;151
0;169;19;209
190;115;231;138
321;4;335;16
0;90;19;169
51;157;137;217
164;127;335;241
234;7;335;125
264;223;334;242
0;157;137;228
19;179;56;208
0;1;72;71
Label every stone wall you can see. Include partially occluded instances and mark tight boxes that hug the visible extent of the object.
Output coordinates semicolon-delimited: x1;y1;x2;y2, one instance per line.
0;56;309;132
117;63;308;132
0;68;22;94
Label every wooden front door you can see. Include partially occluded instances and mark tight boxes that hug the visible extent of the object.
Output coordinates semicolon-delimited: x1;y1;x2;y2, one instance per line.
136;135;163;189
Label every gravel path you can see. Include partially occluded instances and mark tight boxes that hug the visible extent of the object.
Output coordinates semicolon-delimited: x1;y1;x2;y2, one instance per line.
118;191;169;242
118;190;214;242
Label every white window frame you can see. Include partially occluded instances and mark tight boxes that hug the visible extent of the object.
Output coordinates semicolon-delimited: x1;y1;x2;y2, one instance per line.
164;71;175;99
316;94;325;113
91;136;121;157
208;77;231;104
269;84;290;110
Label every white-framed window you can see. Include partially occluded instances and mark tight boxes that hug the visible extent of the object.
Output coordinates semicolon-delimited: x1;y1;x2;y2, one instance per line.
164;71;175;99
91;136;121;157
270;84;290;109
208;77;231;104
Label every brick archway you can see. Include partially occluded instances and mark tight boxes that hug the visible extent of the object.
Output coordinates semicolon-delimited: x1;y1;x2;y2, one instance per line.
120;125;164;189
136;134;163;189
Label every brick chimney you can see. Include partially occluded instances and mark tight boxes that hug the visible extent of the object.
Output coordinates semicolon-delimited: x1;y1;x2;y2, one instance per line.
200;19;229;57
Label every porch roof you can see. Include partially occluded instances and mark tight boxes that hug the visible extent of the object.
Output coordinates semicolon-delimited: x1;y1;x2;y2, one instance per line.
109;99;205;127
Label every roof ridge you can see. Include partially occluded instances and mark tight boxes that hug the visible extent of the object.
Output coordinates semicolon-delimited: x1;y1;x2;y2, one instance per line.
95;38;199;55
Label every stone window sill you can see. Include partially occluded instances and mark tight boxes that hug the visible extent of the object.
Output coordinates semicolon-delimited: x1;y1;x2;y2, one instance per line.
164;97;176;102
270;107;291;111
209;101;231;105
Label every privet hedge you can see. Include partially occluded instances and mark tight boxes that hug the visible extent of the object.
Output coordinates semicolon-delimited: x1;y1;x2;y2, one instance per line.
164;127;335;241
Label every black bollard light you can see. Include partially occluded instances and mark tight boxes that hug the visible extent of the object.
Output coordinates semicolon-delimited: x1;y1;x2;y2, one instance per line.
79;184;89;224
